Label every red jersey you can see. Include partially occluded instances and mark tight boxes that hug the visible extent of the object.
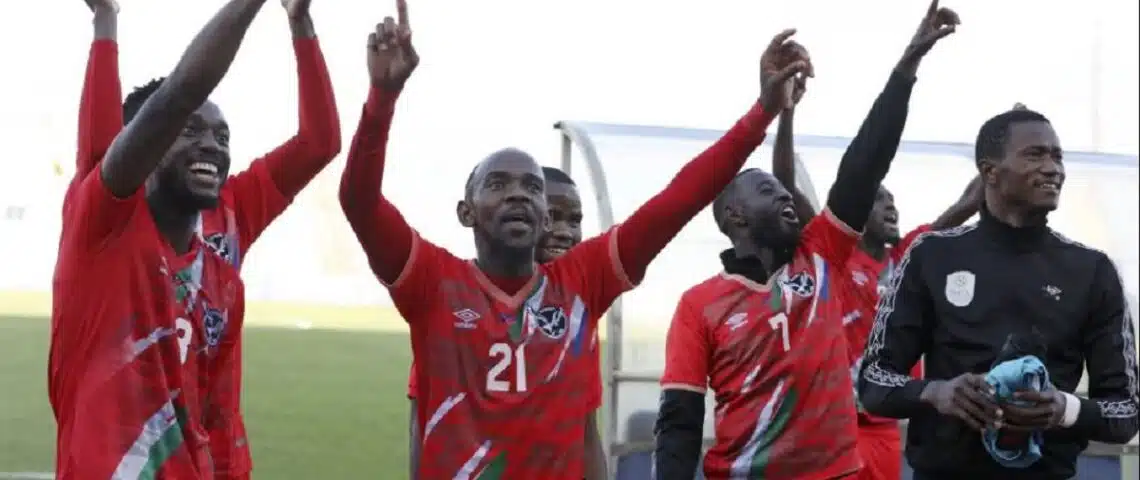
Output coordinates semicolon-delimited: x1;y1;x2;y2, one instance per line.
394;228;631;479
660;210;863;480
66;36;340;479
841;225;930;427
197;162;292;477
51;171;245;480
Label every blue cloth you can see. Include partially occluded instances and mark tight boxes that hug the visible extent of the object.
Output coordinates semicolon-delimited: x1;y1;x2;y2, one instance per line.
982;355;1050;468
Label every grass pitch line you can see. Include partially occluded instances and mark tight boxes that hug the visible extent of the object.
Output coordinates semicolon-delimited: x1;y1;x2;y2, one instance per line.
0;473;54;479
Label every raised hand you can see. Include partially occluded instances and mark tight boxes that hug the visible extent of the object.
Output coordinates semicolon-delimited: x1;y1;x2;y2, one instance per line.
758;29;813;113
781;75;808;112
367;0;418;90
84;0;119;13
898;0;960;70
280;0;311;19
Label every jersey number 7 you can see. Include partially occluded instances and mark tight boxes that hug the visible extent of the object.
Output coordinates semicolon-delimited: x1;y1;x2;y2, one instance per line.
487;342;528;392
768;313;790;352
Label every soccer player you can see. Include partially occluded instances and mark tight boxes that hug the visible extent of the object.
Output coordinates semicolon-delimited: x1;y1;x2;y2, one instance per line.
405;167;607;479
70;1;341;477
857;105;1140;479
769;42;981;480
653;3;960;479
50;0;279;478
340;1;811;477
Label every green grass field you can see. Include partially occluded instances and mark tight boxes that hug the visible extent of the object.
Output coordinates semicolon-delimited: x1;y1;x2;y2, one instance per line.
0;315;417;479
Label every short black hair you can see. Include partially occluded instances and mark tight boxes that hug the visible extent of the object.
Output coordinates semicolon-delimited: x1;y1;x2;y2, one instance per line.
541;166;575;186
712;168;760;234
122;77;166;125
974;107;1050;165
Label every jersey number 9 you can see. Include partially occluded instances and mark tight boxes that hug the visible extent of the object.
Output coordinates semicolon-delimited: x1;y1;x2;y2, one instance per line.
487;342;528;392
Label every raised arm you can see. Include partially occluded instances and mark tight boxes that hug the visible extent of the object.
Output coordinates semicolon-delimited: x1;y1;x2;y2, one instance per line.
929;175;982;230
338;2;419;285
770;87;817;223
615;29;812;284
825;0;959;231
75;0;122;178
99;0;270;198
240;0;341;198
1072;254;1139;444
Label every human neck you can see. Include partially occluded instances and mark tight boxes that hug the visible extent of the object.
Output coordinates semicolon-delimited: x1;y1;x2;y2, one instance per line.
859;235;887;262
147;194;199;255
731;240;787;278
984;191;1047;227
474;239;535;278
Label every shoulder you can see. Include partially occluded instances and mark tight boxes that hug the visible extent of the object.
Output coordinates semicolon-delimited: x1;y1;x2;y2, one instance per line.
903;223;979;255
1047;229;1109;261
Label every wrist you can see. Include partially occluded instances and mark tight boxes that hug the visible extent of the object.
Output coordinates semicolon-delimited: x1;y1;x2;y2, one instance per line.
742;102;777;138
919;380;944;405
1059;391;1080;428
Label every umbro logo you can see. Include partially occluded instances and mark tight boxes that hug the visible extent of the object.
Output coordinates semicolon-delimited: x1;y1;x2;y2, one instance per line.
852;271;869;286
1043;285;1062;301
453;308;481;329
725;312;749;332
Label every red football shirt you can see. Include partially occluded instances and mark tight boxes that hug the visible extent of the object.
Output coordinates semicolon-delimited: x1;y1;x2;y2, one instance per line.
68;35;340;478
51;171;245;480
660;210;863;480
393;227;633;479
197;161;292;477
841;225;930;427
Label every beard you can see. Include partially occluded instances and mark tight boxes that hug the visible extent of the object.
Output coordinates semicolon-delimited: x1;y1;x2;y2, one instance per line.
151;167;220;213
747;218;800;252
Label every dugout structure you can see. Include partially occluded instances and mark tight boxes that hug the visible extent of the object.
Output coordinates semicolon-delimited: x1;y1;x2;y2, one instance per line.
553;120;1140;479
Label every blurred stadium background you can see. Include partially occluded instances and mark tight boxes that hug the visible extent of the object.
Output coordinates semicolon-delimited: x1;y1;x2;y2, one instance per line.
1;1;1137;478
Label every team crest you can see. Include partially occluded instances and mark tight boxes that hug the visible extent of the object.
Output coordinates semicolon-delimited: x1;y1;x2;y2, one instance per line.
203;308;227;347
205;233;232;263
852;270;868;287
534;306;568;340
945;270;975;307
783;272;816;297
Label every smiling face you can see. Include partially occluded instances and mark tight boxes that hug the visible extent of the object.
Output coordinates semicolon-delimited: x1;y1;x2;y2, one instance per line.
536;181;582;263
145;100;232;211
723;170;802;251
982;120;1065;214
457;149;549;251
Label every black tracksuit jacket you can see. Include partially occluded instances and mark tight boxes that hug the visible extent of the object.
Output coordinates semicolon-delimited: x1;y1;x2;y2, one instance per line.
857;207;1139;479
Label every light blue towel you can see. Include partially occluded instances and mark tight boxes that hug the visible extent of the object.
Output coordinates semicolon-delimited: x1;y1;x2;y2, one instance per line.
982;355;1050;468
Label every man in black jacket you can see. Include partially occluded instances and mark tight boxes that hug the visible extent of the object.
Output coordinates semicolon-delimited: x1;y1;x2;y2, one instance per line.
857;105;1139;479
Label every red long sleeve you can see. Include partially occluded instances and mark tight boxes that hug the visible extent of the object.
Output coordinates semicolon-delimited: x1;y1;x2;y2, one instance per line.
257;38;342;198
339;87;414;285
76;39;123;177
616;103;775;283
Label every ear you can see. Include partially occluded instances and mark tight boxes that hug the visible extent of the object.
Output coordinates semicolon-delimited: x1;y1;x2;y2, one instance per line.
977;158;999;186
726;204;747;231
456;200;475;228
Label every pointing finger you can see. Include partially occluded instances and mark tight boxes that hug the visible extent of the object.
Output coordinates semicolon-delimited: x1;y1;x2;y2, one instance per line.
397;0;410;26
926;0;940;19
767;28;798;53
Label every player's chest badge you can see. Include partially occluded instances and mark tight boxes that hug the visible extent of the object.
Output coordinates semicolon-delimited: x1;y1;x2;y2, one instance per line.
782;271;816;297
534;306;569;340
